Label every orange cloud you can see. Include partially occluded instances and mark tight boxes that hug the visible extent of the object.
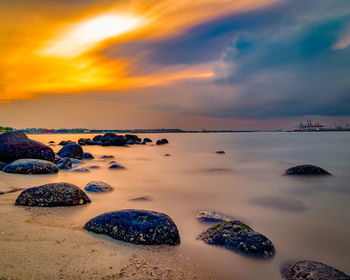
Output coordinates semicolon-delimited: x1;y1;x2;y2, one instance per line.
0;0;279;102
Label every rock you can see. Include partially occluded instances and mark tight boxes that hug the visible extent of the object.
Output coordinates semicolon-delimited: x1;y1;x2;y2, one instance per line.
0;161;6;170
82;152;94;160
196;210;235;223
88;165;100;169
3;159;59;174
125;134;141;144
57;144;83;159
164;154;171;157
109;160;117;164
0;132;55;163
197;221;275;258
109;163;125;169
84;209;180;245
156;139;169;145
49;141;55;144
56;157;72;170
100;133;128;146
93;135;103;142
216;151;225;154
71;168;90;172
70;158;83;165
78;138;89;146
284;164;332;176
53;155;62;163
128;196;152;201
281;260;350;280
58;140;75;146
143;138;152;143
101;155;114;159
250;196;307;212
15;182;91;207
126;139;136;145
85;181;113;193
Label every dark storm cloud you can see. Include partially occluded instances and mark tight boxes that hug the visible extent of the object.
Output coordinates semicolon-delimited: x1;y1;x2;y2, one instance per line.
103;0;350;119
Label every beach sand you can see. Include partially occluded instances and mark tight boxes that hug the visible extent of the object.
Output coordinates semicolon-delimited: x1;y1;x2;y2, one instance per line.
0;190;212;280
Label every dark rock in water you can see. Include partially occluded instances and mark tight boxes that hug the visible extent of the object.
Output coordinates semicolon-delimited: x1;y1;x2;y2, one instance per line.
99;133;128;146
82;152;94;159
57;144;83;159
128;196;152;201
49;141;55;144
3;159;59;174
101;141;111;146
251;196;307;212
84;209;180;245
110;135;128;146
164;154;171;157
71;167;90;173
109;160;117;164
109;163;125;169
88;165;100;169
196;210;235;223
284;164;332;176
126;139;136;145
281;260;350;280
0;132;55;163
197;221;275;258
125;134;141;144
101;155;114;159
78;138;89;146
0;161;6;170
15;182;91;207
58;140;75;146
56;157;72;170
70;158;83;165
85;181;113;193
54;155;62;164
216;151;225;154
143;138;152;143
156;139;169;145
93;135;103;142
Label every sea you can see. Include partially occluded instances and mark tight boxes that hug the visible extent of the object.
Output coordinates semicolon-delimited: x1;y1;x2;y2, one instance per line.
1;132;349;279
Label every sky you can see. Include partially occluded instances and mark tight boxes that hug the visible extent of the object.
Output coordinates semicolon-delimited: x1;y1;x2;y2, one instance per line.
0;0;350;130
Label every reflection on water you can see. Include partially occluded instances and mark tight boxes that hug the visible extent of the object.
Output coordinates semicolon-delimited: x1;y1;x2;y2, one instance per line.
1;132;350;279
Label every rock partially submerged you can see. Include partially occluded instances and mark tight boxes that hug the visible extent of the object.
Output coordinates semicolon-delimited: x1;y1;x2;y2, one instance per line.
82;152;94;159
58;140;76;146
156;139;169;145
15;182;91;207
101;155;114;159
3;159;59;174
197;221;275;258
281;260;350;280
71;167;90;173
57;144;83;160
0;132;55;163
143;138;152;143
56;157;72;170
84;209;180;245
216;151;225;154
109;163;125;169
284;164;332;176
85;181;113;193
196;210;235;223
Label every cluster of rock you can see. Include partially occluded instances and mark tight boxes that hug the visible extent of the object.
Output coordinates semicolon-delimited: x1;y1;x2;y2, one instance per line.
72;133;156;146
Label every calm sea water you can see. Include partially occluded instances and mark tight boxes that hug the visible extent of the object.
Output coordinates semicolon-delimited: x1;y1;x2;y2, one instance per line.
1;132;350;279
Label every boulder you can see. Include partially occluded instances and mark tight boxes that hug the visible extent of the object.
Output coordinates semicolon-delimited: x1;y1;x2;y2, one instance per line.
197;221;275;258
164;154;171;157
196;210;235;223
71;168;90;173
109;135;128;146
85;181;113;193
82;152;94;160
109;163;125;169
284;164;332;176
0;132;55;163
57;144;83;159
125;134;141;144
101;155;114;159
0;161;6;170
143;138;152;143
216;151;225;154
84;209;180;245
70;158;83;165
156;139;169;145
49;141;55;144
3;159;59;174
93;135;103;142
88;165;100;169
15;182;91;207
56;157;72;170
78;138;89;146
281;260;350;280
58;140;75;146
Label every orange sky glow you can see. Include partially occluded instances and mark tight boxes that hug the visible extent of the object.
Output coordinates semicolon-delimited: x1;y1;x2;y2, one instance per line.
0;0;279;103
